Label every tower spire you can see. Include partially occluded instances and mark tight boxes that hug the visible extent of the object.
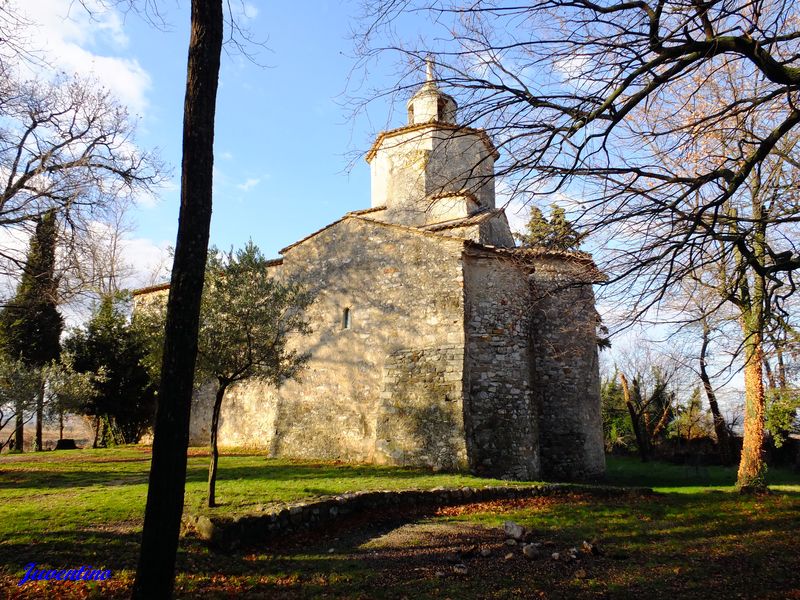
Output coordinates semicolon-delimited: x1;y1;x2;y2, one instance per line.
406;55;457;125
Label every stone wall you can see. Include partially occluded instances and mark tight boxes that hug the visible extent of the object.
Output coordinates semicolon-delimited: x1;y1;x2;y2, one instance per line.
188;483;649;551
463;253;539;480
528;257;605;480
375;345;467;470
139;217;605;482
189;217;469;468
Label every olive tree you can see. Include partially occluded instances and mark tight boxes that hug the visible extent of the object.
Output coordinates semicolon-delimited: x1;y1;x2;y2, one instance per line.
137;242;314;507
197;242;313;507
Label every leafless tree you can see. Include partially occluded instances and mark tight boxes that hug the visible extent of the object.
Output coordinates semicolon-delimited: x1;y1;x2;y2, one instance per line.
58;200;137;301
0;72;163;267
356;0;800;490
0;4;165;313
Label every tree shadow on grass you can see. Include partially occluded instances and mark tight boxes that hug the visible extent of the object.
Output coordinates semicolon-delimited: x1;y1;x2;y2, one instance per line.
3;490;800;599
0;469;150;490
0;461;439;492
0;529;142;576
212;463;451;483
176;491;800;599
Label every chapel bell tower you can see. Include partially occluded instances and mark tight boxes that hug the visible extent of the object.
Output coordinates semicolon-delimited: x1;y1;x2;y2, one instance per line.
366;58;501;227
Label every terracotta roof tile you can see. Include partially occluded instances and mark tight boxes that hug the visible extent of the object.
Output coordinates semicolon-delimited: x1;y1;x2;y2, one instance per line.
131;282;170;296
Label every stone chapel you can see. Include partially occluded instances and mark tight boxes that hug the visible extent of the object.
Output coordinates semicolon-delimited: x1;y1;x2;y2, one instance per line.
135;64;605;481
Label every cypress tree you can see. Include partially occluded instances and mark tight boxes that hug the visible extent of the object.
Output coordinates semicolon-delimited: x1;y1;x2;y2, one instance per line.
0;210;63;451
518;206;551;247
548;205;584;251
516;204;584;250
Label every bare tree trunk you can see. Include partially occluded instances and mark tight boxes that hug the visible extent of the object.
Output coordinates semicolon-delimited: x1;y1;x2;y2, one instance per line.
620;373;648;462
737;323;767;491
649;404;671;444
763;358;777;390
207;382;228;508
92;415;100;448
14;400;23;451
132;1;223;597
59;409;64;440
775;343;787;389
700;318;731;463
735;193;768;493
35;378;44;451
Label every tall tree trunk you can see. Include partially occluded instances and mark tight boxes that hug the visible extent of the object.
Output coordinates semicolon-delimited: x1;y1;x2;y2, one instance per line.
207;381;228;508
59;409;64;440
132;1;223;597
737;321;767;491
775;343;787;389
763;358;777;390
735;190;768;492
699;318;731;463
14;399;23;451
35;378;44;451
620;373;648;462
92;415;100;448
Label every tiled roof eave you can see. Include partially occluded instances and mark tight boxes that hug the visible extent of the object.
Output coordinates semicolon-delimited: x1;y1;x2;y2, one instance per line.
365;123;500;163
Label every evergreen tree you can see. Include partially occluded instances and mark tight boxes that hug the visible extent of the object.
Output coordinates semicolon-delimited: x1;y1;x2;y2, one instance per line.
548;205;584;251
517;206;551;247
198;242;313;507
516;204;584;250
64;294;156;445
600;371;634;452
136;242;314;507
0;210;63;450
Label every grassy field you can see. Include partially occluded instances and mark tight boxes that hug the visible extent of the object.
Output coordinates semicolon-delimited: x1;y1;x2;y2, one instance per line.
0;446;798;598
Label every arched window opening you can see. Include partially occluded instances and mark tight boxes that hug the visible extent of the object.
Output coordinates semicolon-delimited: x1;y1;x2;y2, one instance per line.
437;98;446;122
342;307;351;330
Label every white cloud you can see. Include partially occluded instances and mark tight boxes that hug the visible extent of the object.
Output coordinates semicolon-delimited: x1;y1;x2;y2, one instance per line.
9;0;151;115
236;177;261;192
230;1;259;23
495;180;528;237
0;218;169;327
120;235;171;289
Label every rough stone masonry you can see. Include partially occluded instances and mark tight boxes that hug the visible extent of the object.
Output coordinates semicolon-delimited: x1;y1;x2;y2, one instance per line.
134;61;605;481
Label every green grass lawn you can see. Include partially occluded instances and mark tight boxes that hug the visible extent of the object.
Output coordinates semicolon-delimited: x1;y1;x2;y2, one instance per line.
0;445;529;596
604;454;800;493
1;447;798;598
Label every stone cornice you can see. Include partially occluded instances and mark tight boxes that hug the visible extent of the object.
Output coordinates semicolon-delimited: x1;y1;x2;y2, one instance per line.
464;241;607;282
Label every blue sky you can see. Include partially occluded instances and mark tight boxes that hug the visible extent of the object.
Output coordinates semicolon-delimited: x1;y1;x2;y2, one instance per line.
130;1;379;258
16;0;431;283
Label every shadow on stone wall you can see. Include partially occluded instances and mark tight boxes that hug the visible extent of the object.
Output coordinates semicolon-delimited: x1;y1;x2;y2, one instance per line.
199;218;468;466
375;346;466;470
